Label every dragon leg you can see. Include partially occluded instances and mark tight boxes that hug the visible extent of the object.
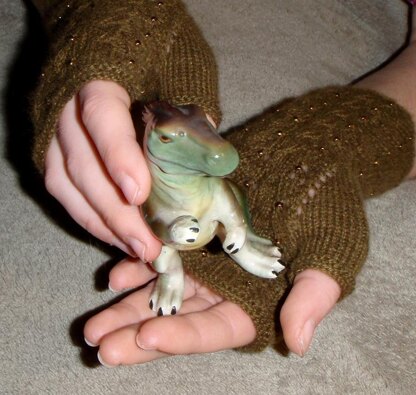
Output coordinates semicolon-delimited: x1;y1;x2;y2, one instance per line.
149;245;185;316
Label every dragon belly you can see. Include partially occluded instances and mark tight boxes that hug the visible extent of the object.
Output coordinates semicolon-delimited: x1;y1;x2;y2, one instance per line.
142;194;219;250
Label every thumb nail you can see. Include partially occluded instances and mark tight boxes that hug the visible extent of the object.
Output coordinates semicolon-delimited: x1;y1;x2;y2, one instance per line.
298;319;316;357
127;238;147;262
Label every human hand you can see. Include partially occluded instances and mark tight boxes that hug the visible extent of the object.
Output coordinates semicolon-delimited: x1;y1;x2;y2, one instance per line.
34;2;221;260
86;262;339;366
84;258;257;366
44;80;161;261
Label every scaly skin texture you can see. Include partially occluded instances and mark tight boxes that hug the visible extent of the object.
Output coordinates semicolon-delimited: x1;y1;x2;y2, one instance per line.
142;102;285;316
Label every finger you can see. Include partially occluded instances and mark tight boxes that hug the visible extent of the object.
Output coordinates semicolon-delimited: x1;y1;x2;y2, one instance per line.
280;269;341;356
84;281;156;347
84;277;214;348
97;323;167;367
108;259;156;292
45;135;132;255
79;80;152;205
96;298;244;367
94;294;222;367
58;96;161;261
136;301;256;354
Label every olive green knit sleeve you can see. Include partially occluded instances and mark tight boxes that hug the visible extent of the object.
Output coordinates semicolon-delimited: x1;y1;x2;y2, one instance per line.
31;0;221;171
182;86;415;351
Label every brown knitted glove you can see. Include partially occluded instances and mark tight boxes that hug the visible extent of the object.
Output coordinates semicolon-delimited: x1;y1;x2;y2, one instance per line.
181;86;415;351
31;0;220;171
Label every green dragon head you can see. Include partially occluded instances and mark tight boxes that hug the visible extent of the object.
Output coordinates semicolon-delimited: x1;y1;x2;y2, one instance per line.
143;102;239;176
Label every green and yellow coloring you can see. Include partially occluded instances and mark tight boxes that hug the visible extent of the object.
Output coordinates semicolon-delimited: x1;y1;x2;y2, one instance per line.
142;102;284;316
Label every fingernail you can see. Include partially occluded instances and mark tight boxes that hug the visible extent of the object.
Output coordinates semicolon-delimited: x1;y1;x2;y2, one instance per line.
297;319;316;357
84;337;98;347
126;237;147;261
136;335;156;351
108;282;118;293
97;351;117;368
120;175;140;205
109;282;133;293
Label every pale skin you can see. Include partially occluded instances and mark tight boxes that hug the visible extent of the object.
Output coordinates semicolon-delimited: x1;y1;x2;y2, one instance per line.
45;8;416;366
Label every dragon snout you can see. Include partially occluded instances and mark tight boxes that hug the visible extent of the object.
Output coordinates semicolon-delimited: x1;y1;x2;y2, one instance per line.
204;143;239;176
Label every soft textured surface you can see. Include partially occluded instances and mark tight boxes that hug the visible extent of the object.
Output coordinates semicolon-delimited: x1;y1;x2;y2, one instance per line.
1;1;415;394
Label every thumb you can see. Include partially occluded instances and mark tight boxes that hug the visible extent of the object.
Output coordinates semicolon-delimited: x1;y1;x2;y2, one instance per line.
280;269;341;356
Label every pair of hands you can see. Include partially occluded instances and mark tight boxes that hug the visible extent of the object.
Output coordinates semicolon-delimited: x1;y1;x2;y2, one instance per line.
45;80;341;366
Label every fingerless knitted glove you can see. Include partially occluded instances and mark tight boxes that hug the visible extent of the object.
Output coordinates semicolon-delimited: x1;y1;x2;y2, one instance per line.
31;0;220;171
181;86;415;351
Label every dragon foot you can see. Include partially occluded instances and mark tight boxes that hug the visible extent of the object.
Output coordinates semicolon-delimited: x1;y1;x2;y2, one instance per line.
149;245;185;316
230;239;285;278
149;273;184;316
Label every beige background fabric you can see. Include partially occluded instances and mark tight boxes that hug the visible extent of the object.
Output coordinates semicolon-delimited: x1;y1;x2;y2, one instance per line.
1;1;415;394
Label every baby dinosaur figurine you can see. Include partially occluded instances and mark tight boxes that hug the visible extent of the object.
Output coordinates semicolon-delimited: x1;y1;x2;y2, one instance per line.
142;102;285;316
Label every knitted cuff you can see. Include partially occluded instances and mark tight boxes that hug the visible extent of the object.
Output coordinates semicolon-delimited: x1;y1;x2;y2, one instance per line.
31;0;220;171
181;86;414;351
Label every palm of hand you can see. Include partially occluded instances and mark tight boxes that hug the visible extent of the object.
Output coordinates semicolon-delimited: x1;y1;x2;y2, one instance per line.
84;259;257;366
84;258;339;366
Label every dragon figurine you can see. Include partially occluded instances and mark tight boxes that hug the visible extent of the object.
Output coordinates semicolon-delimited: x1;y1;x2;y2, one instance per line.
142;102;285;316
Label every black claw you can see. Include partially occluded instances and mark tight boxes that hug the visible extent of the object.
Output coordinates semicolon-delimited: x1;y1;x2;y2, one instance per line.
231;248;239;255
190;227;200;233
186;238;196;243
171;306;177;315
226;243;235;251
149;300;153;310
272;270;278;277
157;307;163;316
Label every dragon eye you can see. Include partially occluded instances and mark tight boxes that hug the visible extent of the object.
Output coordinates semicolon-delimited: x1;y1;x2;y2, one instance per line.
159;135;172;143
